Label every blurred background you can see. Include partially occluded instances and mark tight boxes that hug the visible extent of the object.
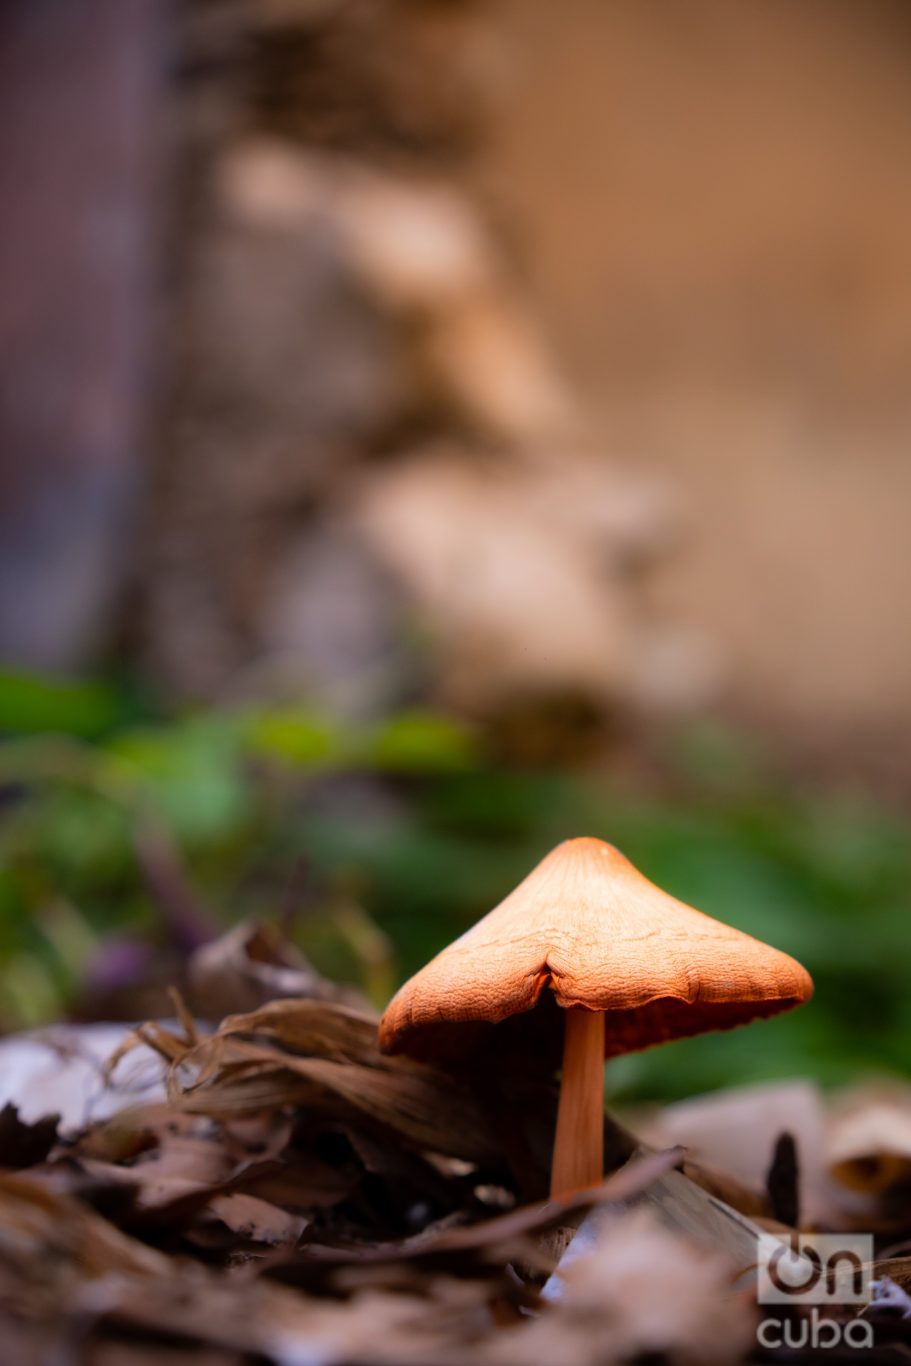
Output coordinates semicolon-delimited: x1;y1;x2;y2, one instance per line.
1;0;909;1099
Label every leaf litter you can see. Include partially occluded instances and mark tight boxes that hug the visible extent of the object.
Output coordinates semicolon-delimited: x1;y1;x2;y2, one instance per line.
2;943;911;1363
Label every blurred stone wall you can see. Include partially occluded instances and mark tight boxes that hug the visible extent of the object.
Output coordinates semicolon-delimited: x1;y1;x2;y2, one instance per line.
484;0;911;757
9;0;907;766
137;0;692;734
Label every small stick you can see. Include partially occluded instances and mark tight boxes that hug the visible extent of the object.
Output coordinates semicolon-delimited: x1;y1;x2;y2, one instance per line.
550;1007;605;1199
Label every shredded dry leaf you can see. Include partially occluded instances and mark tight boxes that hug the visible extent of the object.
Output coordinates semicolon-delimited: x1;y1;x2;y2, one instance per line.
2;993;910;1363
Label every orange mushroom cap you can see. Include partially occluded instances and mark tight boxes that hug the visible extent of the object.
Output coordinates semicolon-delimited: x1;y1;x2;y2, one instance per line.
380;837;813;1061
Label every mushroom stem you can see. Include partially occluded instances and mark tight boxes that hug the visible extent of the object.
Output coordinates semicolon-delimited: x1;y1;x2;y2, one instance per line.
550;1006;605;1199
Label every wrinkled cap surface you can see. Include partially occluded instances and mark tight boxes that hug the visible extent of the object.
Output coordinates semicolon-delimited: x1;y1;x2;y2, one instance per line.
380;837;813;1061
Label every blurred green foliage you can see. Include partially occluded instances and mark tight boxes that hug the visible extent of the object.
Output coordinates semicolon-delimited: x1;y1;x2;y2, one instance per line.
0;670;908;1100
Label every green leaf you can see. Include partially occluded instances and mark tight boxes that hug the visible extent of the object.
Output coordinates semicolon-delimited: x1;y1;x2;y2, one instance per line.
0;671;128;739
246;708;345;767
362;712;478;774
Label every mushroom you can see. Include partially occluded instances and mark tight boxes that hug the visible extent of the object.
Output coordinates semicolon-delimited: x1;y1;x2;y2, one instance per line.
380;836;813;1199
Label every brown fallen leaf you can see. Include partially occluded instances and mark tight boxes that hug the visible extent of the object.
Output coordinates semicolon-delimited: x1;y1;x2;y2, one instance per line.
0;1168;497;1364
77;1123;235;1208
187;920;367;1019
766;1130;800;1227
0;1103;59;1170
0;1023;167;1131
680;1157;769;1221
508;1207;757;1366
873;1258;911;1292
268;1146;687;1297
626;1165;769;1284
828;1084;911;1195
201;1192;308;1247
16;960;893;1366
0;1170;170;1281
643;1078;830;1225
123;1000;502;1167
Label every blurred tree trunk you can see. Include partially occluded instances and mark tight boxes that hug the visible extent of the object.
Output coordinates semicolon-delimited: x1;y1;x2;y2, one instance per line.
0;0;164;671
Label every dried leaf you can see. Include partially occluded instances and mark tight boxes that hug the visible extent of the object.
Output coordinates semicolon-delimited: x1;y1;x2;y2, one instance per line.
645;1079;829;1224
187;921;365;1019
138;1001;501;1166
201;1192;308;1247
0;1024;166;1132
6;976;900;1365
522;1208;757;1366
0;1170;170;1280
828;1084;911;1195
766;1130;800;1226
0;1104;59;1169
